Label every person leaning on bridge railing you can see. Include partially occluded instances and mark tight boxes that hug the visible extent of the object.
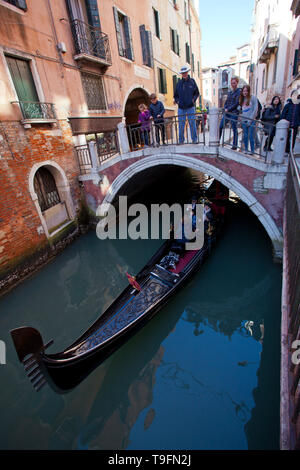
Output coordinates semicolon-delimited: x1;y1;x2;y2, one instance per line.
219;76;241;150
174;65;199;144
238;85;258;155
261;96;282;152
149;93;166;146
281;89;300;154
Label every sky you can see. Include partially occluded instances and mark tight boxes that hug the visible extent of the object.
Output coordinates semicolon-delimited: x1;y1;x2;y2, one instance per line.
197;0;254;68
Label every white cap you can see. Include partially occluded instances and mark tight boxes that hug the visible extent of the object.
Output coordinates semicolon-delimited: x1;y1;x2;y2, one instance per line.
179;65;190;74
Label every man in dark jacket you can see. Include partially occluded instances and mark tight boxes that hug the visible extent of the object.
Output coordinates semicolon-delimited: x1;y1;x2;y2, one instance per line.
219;76;241;149
174;65;199;144
149;93;165;145
281;90;300;153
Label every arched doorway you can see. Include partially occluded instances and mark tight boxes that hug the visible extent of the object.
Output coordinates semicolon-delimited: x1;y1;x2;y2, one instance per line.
29;161;76;237
124;87;150;125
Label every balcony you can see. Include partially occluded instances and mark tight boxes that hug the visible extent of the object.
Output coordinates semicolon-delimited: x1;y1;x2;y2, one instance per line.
258;25;279;63
11;101;57;124
71;19;112;67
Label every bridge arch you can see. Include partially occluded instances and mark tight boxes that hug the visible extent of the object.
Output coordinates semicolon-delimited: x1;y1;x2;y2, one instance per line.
100;154;283;257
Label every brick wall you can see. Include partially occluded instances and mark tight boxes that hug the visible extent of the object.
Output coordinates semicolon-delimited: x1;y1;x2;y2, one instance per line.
0;119;81;275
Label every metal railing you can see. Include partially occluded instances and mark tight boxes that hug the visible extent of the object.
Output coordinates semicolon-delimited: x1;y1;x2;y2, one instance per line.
75;145;92;175
11;101;56;121
75;131;119;174
284;129;300;449
126;113;207;151
219;111;276;161
96;131;119;163
71;19;111;64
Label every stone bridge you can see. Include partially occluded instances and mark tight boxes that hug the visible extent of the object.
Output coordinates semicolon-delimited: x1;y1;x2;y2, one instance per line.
78;109;290;260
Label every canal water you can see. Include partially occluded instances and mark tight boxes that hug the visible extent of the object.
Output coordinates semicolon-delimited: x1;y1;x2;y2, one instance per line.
0;169;282;450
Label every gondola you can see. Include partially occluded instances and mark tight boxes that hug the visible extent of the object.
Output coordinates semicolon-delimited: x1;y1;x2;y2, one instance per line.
11;192;227;394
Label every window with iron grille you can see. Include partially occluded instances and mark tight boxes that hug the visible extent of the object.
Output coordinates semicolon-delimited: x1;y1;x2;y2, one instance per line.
34;167;60;212
81;72;106;110
4;0;27;10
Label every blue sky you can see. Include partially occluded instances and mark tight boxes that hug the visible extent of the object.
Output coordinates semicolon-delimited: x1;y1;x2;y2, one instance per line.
198;0;254;68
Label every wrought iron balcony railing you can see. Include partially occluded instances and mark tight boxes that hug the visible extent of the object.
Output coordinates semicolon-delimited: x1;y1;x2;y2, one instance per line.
259;25;279;63
71;19;112;65
11;101;56;122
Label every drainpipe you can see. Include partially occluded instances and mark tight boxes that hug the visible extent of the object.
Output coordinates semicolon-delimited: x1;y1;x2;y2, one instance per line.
45;0;65;78
188;0;193;78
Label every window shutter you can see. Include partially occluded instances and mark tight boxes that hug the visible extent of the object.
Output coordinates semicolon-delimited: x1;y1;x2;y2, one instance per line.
173;74;178;93
15;0;27;11
176;32;180;55
124;16;134;61
192;53;195;72
162;69;167;94
146;30;154;68
293;49;299;77
85;0;101;30
140;25;147;64
113;7;124;57
65;0;74;20
153;8;160;39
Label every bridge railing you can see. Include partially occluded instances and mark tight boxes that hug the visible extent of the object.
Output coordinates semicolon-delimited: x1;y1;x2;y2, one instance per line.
219;110;277;161
281;129;300;449
126;112;207;151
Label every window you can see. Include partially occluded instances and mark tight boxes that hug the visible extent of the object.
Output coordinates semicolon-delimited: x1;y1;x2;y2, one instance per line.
140;25;153;68
153;8;161;39
170;28;180;55
158;68;167;94
192;53;195;72
173;74;179;93
3;0;27;10
5;55;47;118
81;72;106;110
184;1;188;20
113;7;134;60
273;51;278;83
261;69;265;92
292;47;300;77
185;43;190;64
34;168;60;212
197;61;200;78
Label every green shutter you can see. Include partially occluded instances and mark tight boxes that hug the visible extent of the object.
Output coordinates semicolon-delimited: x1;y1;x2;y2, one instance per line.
162;69;167;94
113;7;124;57
176;32;180;55
6;56;39;102
124;16;134;61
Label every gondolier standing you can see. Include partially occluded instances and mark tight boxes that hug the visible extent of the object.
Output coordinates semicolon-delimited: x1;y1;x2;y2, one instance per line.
174;65;199;144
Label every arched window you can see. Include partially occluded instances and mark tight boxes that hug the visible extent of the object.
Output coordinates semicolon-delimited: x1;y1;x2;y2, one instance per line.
34;167;60;212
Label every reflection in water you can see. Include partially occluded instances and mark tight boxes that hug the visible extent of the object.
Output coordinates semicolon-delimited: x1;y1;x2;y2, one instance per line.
0;195;282;450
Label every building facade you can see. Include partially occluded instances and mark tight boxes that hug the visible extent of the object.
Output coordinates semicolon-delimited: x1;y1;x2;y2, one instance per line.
249;0;295;105
217;43;250;108
201;67;218;109
0;0;203;279
150;0;202;115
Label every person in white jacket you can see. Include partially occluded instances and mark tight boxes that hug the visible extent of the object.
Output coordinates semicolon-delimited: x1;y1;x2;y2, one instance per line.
238;85;258;155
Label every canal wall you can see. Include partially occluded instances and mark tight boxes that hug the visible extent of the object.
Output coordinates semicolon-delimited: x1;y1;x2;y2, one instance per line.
0;119;82;279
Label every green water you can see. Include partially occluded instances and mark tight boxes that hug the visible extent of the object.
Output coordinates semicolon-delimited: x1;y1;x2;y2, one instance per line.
0;185;282;449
